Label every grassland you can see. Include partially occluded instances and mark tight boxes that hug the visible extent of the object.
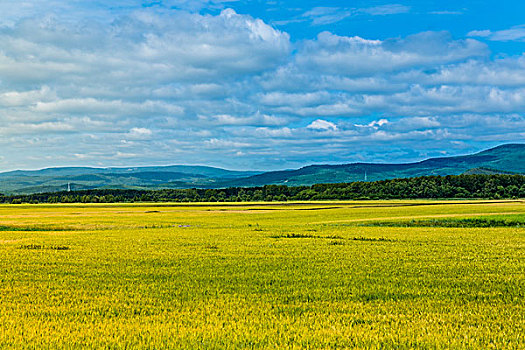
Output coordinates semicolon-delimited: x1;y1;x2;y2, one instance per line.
0;200;524;349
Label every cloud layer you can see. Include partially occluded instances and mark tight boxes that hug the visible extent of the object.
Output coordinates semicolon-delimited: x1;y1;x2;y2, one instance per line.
0;4;524;171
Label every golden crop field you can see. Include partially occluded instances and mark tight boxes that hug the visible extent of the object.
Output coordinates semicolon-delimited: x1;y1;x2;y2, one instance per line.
0;200;524;349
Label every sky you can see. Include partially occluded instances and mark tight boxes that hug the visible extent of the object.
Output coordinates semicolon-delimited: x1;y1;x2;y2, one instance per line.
0;0;524;171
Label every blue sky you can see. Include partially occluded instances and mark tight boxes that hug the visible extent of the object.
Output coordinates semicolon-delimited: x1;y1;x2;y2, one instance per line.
0;0;524;171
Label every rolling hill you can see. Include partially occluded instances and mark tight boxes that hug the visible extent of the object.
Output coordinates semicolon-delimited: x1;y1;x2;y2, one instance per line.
0;144;523;194
0;166;260;194
222;144;525;187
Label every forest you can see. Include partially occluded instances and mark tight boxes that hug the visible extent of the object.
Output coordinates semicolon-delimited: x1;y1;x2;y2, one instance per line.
1;174;524;204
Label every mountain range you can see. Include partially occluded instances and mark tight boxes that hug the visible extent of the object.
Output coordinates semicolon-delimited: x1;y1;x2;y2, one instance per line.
0;144;523;194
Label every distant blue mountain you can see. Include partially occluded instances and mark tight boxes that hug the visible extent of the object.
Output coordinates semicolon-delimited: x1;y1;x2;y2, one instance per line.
221;144;525;187
0;144;523;194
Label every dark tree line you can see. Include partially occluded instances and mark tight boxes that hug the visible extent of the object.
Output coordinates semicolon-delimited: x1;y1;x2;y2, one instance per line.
1;174;524;204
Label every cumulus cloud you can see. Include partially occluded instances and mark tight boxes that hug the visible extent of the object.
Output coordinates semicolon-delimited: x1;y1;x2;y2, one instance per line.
0;9;290;95
395;57;525;87
307;119;338;131
0;3;523;170
295;31;488;76
368;119;389;128
0;87;54;107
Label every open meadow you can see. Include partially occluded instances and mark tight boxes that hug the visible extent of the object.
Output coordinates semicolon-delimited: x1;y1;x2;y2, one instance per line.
0;200;524;349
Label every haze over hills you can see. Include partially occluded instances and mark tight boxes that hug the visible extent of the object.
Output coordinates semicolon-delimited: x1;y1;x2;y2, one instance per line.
0;166;260;194
0;165;259;178
0;144;523;194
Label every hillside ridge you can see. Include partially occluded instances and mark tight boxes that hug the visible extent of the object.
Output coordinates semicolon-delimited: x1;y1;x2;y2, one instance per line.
0;144;523;194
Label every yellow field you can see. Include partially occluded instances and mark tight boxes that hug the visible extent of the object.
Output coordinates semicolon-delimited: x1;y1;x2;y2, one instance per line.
0;200;524;349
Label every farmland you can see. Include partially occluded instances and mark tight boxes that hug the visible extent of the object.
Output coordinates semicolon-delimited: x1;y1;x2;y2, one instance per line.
0;200;524;348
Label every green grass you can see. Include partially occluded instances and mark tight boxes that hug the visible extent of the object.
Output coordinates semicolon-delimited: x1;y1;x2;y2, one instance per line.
358;214;525;228
0;200;524;348
0;224;77;231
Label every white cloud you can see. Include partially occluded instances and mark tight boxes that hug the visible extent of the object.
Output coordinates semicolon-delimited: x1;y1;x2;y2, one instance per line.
360;4;410;16
203;138;252;149
255;127;293;137
386;117;440;131
0;87;54;107
279;103;360;117
429;11;463;15
258;91;331;107
369;119;389;127
307;119;338;131
0;121;75;135
0;9;290;88
395;57;525;87
300;4;410;26
295;31;488;76
302;7;352;25
32;98;184;116
467;30;492;37
201;112;287;126
0;5;523;171
127;127;153;140
468;25;525;42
